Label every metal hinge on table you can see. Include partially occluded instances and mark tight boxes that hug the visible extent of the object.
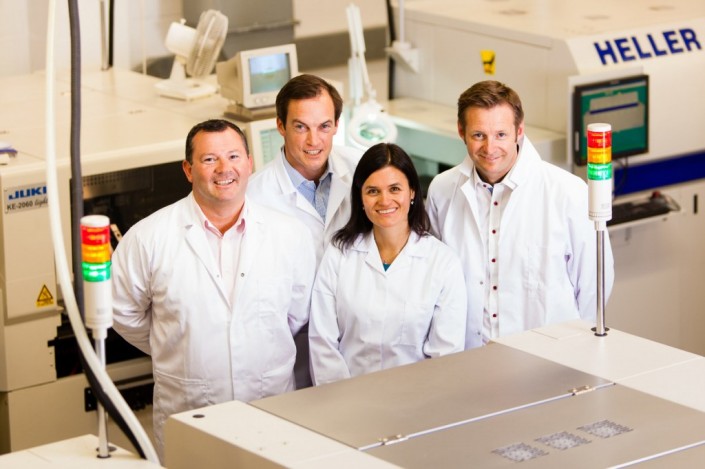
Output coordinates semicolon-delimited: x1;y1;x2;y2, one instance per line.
569;385;595;396
379;434;409;446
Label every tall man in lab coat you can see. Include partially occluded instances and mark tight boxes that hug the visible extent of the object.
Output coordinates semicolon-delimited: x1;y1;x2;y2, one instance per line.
247;74;362;387
426;80;614;349
111;119;316;460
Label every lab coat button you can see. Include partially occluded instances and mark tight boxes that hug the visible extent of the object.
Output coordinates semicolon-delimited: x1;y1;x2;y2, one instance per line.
492;285;497;290
240;273;245;277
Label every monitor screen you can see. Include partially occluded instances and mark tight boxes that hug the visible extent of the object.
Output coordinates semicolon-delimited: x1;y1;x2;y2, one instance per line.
245;118;284;171
216;43;298;114
572;74;649;166
248;53;292;95
256;127;284;167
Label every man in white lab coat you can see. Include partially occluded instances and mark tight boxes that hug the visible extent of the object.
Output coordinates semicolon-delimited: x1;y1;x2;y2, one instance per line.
247;74;362;388
426;80;614;350
248;74;362;262
111;119;316;460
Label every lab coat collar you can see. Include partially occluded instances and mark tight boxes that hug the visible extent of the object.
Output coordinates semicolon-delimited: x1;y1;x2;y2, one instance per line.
273;148;298;196
459;135;539;192
183;194;230;305
458;155;475;179
457;159;481;234
326;147;354;227
282;150;332;189
353;231;426;274
272;146;352;227
271;150;320;221
499;135;539;191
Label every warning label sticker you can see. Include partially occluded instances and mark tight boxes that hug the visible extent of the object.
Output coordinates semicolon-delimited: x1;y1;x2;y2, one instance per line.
36;285;54;307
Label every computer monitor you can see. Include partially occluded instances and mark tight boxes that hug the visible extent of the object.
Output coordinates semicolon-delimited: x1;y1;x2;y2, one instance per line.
244;118;284;171
217;44;298;120
572;74;649;166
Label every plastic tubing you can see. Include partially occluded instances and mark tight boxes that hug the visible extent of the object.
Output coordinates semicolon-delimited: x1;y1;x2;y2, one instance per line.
44;0;159;463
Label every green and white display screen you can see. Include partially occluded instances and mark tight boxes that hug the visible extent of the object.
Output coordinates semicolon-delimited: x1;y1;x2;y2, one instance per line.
573;74;649;166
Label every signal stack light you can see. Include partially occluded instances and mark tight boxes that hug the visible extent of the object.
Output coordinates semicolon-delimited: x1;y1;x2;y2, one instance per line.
586;123;612;337
81;215;113;338
80;214;113;458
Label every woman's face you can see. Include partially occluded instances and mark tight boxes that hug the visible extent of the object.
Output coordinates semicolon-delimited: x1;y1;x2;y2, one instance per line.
361;165;415;230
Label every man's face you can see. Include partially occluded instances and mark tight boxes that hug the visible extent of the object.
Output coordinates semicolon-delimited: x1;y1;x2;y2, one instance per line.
277;91;338;182
458;103;524;184
182;128;253;212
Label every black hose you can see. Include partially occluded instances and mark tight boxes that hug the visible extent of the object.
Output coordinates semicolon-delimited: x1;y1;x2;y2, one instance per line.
67;0;83;323
108;0;114;67
385;0;396;100
67;0;146;458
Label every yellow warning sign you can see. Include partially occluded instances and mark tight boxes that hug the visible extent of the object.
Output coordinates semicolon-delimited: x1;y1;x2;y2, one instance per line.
481;50;496;75
36;285;54;307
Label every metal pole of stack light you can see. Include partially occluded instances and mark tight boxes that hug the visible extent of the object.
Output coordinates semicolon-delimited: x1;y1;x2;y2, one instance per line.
586;123;612;337
596;225;607;336
82;215;115;457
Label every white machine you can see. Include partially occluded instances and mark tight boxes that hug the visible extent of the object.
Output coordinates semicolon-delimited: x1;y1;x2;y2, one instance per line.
0;68;213;455
164;320;705;468
385;0;705;355
389;0;705;177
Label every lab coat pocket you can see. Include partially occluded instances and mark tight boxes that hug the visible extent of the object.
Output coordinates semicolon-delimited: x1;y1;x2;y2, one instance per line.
261;354;296;397
154;370;215;445
153;369;214;432
398;301;434;347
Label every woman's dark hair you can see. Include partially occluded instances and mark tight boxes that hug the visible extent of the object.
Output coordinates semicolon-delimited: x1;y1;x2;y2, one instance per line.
333;143;429;251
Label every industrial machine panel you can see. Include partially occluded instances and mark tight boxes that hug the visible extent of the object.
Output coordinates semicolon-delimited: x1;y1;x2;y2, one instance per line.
366;384;705;468
251;343;611;449
635;440;705;467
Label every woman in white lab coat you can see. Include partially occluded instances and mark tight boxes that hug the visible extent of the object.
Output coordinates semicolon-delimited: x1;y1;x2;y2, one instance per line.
309;143;467;385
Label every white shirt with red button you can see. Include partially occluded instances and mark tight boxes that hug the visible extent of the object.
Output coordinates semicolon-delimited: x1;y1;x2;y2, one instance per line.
426;135;614;349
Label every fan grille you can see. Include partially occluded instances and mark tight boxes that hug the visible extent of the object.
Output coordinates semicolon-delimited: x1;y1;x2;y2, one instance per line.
187;10;228;78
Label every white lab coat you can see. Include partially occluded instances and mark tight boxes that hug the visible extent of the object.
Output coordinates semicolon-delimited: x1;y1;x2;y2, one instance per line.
426;136;614;349
247;145;361;389
111;194;315;456
247;145;362;264
309;231;467;385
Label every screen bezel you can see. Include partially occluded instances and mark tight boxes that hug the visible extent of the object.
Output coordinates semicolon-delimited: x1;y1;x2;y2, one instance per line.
244;118;284;171
572;74;649;166
240;44;298;109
